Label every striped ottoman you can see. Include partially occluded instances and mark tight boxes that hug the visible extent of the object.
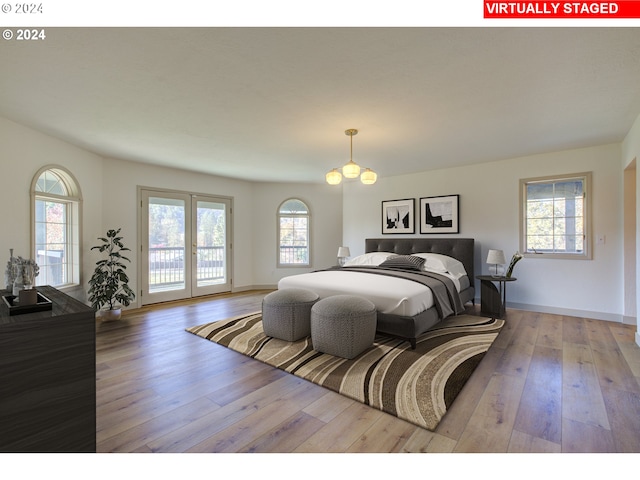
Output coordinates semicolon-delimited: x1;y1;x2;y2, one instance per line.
261;288;319;341
311;295;377;359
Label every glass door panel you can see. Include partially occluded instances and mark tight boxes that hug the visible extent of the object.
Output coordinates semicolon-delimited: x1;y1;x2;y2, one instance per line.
149;196;186;293
141;191;191;304
192;197;231;296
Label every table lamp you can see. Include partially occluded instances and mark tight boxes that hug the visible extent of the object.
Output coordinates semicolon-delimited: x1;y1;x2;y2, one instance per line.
486;249;506;276
337;246;351;266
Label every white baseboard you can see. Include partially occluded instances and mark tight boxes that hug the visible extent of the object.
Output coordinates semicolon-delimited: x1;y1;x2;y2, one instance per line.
505;301;627;324
636;331;640;348
235;292;632;325
233;284;277;293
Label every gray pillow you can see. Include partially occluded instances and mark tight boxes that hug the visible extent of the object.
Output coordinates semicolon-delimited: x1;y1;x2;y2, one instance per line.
378;255;425;271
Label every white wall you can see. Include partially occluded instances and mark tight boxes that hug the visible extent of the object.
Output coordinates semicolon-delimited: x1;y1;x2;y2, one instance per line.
0;117;104;301
251;182;343;287
99;159;344;304
0;116;344;307
622;112;640;345
99;157;257;304
343;143;624;322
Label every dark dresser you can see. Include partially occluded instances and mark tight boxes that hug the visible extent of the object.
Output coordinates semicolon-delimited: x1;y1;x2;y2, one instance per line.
0;286;96;452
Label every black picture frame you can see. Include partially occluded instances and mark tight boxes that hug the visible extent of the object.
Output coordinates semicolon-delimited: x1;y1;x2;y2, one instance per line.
419;195;459;234
382;198;415;234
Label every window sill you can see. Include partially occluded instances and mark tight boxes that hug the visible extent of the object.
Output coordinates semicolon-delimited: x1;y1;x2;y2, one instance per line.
523;252;591;260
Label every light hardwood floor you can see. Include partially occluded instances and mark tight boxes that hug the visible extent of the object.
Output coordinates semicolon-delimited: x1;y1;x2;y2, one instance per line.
95;290;640;453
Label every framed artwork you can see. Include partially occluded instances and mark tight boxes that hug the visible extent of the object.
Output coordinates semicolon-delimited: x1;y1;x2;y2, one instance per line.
382;198;415;234
419;194;459;234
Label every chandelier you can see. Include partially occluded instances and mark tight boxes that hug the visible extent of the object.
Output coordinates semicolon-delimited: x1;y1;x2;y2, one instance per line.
326;129;377;185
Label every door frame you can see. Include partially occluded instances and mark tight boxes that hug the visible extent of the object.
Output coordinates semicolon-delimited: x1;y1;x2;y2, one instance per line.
136;186;233;306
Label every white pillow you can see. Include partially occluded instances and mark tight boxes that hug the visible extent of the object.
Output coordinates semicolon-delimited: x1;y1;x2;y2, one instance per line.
411;253;467;278
344;252;397;267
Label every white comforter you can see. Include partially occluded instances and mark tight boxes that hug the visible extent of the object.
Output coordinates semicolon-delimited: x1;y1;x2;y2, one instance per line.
277;269;462;317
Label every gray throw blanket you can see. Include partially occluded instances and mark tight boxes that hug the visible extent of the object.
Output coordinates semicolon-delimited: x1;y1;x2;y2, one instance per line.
323;266;465;319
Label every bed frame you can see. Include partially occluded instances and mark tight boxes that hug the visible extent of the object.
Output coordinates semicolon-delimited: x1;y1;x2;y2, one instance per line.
365;237;475;348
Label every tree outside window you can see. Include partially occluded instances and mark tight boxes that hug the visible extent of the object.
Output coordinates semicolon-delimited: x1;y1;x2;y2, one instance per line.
520;172;591;259
277;199;310;267
32;167;82;287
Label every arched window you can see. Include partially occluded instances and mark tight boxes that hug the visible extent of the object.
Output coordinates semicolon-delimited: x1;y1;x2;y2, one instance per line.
277;198;310;267
31;166;82;287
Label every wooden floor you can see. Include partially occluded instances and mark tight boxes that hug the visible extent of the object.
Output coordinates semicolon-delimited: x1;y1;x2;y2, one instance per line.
95;290;640;454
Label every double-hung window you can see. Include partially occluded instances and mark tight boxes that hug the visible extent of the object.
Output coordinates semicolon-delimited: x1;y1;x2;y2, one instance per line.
31;166;82;287
520;172;591;259
277;198;310;267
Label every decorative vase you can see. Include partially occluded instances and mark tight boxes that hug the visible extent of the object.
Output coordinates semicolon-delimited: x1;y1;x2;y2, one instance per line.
12;281;24;297
18;288;38;305
505;252;523;278
12;263;23;296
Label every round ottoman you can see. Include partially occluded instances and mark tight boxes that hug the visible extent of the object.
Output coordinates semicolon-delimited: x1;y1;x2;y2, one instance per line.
311;295;377;359
262;288;319;341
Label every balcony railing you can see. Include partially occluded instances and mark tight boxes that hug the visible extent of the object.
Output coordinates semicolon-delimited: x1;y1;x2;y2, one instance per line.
279;245;309;265
149;246;225;290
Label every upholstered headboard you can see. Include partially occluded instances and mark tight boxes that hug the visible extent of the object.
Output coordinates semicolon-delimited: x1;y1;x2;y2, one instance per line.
365;238;475;280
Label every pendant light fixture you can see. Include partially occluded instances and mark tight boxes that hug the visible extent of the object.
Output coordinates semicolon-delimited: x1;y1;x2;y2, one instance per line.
325;129;377;185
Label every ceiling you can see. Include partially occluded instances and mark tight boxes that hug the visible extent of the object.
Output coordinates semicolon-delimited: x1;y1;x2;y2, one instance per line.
1;27;640;183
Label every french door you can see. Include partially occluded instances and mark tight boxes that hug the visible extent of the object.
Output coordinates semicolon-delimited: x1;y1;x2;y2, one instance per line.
139;189;232;305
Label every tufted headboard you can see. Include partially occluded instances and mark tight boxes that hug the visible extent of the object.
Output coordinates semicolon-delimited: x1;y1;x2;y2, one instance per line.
365;238;475;280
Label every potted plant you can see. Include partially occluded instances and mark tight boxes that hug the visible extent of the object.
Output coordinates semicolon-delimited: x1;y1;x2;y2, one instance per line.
88;228;136;320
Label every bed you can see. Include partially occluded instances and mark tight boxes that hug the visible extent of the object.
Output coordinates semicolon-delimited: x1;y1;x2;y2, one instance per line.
277;237;475;348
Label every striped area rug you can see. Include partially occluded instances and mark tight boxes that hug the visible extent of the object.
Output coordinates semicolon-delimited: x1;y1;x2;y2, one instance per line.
186;312;504;431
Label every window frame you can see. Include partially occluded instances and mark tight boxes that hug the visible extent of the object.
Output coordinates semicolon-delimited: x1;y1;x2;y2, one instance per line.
277;198;311;268
519;171;592;260
30;165;83;288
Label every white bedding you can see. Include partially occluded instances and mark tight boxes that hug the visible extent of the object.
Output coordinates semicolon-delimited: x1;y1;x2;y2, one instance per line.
277;269;464;317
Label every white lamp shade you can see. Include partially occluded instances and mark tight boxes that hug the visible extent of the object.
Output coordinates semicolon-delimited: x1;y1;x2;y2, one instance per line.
337;247;351;258
326;169;342;185
342;160;361;178
486;249;506;265
360;168;377;185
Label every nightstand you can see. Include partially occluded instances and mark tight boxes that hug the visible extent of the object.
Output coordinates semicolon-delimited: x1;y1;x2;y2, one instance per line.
475;275;517;319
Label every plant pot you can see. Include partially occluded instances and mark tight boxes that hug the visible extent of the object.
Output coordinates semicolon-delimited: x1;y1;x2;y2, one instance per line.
100;308;122;321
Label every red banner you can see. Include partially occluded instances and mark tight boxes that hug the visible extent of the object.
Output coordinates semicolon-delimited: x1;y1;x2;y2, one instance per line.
484;1;640;18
